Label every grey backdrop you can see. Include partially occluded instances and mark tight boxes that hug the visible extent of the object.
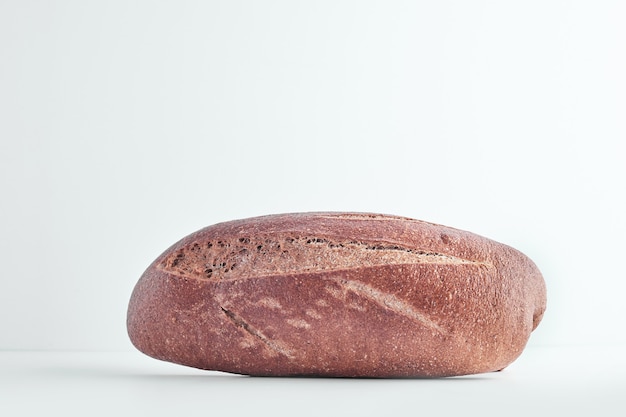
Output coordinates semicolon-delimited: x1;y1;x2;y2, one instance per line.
1;0;624;351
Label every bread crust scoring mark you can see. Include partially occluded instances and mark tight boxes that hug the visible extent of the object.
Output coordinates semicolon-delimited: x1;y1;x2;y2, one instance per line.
324;276;448;336
316;213;416;221
220;306;295;359
159;236;485;281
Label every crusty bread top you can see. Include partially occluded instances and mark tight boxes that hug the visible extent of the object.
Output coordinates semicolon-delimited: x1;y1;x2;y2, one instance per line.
158;212;493;280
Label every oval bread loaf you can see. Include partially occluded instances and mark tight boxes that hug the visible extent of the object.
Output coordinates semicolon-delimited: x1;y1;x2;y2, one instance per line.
127;212;546;377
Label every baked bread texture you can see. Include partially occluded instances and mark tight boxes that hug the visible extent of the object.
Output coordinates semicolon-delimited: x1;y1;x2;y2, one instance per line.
127;212;546;377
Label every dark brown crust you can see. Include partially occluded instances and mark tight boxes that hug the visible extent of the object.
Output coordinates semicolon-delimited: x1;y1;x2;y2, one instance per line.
127;212;546;377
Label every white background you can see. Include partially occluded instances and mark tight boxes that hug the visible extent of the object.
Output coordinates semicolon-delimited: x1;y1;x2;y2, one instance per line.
1;0;624;396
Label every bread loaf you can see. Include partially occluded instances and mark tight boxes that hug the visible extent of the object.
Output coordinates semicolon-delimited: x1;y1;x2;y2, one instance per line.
127;212;546;377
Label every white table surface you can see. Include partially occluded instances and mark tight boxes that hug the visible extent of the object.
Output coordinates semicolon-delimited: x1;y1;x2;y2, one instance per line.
1;345;624;417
